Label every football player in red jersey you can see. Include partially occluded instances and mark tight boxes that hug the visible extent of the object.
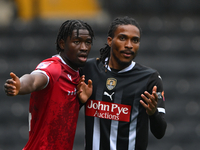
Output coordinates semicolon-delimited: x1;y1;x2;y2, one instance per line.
4;20;93;150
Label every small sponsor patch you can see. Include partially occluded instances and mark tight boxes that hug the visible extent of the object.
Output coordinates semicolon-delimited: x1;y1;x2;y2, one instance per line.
157;91;165;101
67;74;72;81
106;78;117;90
36;61;53;69
86;100;131;122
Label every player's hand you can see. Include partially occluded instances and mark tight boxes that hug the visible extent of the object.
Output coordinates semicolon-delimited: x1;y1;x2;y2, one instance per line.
4;72;20;96
140;86;158;116
77;75;93;104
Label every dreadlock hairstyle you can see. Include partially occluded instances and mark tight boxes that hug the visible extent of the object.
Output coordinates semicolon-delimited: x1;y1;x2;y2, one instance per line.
56;19;94;53
99;16;142;67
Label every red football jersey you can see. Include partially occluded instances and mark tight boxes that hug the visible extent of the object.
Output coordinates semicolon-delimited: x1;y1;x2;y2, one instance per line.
23;55;80;150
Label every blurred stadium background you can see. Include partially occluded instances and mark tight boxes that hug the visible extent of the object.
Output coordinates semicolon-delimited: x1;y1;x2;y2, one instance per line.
0;0;200;150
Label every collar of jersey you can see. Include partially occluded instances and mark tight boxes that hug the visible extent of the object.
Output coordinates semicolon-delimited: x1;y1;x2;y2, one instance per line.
105;57;136;73
52;54;79;72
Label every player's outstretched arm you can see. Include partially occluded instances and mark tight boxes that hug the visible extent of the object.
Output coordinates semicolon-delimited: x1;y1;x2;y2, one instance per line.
77;75;93;104
4;72;48;96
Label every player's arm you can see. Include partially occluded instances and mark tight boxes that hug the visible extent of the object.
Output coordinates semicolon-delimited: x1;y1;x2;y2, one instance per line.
140;72;167;139
149;110;166;139
140;86;166;139
4;72;48;96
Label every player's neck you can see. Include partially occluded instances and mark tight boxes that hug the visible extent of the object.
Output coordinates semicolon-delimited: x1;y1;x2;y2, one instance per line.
59;53;79;71
108;57;131;71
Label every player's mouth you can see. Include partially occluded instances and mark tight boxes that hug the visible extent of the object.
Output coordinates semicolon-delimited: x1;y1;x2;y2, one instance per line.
121;50;135;58
78;53;88;62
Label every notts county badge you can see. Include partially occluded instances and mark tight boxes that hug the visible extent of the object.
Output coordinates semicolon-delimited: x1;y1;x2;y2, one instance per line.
106;78;117;90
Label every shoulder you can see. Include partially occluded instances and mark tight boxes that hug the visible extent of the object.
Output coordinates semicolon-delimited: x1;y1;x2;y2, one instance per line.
86;58;99;65
40;56;61;66
134;63;162;84
81;58;101;69
35;57;62;78
136;63;164;91
134;63;158;74
80;58;103;75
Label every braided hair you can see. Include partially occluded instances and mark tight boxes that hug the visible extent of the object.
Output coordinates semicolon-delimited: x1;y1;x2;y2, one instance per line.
56;20;94;53
100;16;142;66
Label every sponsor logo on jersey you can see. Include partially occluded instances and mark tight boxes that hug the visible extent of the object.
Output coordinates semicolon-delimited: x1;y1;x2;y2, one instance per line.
36;61;53;69
67;74;72;81
103;91;114;101
157;91;165;101
68;88;77;95
106;78;117;90
85;99;131;122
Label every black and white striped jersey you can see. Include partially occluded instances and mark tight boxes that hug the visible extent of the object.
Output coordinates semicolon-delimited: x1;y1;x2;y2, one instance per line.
80;58;166;150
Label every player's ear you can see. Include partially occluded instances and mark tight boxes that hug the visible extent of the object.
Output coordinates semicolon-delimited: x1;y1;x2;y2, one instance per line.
107;36;112;47
59;39;65;50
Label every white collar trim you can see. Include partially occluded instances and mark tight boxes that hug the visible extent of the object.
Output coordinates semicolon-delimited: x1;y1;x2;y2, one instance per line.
52;54;79;72
105;58;136;73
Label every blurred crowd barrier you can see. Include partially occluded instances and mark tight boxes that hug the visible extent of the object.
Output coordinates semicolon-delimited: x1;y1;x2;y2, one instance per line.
14;0;101;20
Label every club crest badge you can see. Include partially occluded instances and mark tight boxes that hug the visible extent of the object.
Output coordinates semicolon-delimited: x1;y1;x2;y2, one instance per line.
106;78;117;90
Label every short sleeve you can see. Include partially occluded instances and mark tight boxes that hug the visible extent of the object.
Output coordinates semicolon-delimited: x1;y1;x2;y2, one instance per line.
34;59;61;88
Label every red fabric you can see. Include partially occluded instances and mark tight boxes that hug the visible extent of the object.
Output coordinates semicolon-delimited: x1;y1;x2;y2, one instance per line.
23;56;80;150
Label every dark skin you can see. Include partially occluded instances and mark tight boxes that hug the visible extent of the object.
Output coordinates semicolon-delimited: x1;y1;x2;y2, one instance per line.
4;29;93;103
59;29;93;70
107;25;140;70
79;25;158;115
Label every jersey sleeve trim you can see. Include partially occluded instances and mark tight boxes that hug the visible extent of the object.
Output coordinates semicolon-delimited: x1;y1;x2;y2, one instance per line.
31;70;50;89
157;107;165;114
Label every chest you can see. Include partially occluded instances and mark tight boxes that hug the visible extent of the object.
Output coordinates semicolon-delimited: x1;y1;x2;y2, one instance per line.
88;71;150;105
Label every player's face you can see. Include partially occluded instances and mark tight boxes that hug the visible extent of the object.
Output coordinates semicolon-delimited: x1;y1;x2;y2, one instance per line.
107;25;140;70
60;29;92;70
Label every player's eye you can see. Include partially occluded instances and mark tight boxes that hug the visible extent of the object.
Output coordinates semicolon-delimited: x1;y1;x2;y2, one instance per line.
132;37;140;43
86;41;92;45
74;41;80;44
119;36;125;41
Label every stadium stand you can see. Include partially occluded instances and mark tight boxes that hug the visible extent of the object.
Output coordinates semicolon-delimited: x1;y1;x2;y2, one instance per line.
0;0;200;150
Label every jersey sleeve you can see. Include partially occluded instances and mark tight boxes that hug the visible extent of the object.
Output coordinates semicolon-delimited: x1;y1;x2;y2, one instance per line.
33;59;61;88
147;71;167;139
147;71;165;114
